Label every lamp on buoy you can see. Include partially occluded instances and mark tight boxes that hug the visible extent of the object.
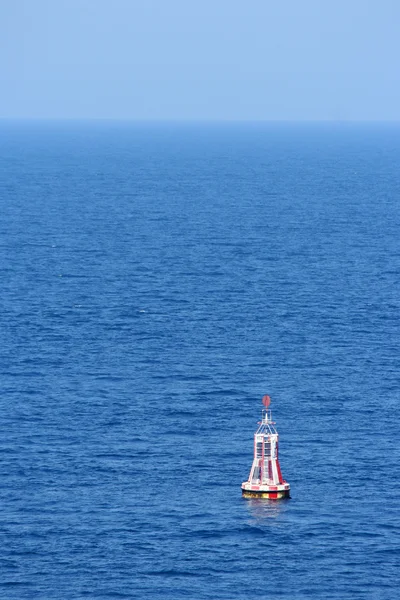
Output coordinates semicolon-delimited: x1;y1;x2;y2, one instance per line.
241;395;290;499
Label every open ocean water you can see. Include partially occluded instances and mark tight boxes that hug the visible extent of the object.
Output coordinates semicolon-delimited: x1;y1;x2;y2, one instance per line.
1;121;400;599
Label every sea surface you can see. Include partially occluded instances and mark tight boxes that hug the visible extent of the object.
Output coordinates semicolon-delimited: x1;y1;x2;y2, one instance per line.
1;121;399;599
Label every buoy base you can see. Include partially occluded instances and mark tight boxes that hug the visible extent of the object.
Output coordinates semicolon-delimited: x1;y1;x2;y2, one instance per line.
241;482;290;500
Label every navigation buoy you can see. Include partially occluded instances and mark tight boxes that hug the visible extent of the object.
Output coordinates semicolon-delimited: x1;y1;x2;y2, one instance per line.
241;396;290;499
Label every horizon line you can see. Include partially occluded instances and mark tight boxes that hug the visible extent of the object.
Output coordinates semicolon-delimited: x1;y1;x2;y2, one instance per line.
1;117;400;124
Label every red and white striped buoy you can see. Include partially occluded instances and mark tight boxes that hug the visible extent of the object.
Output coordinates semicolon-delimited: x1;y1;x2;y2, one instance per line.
241;395;290;499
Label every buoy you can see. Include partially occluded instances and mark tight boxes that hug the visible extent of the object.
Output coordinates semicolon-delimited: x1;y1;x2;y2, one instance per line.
241;395;290;499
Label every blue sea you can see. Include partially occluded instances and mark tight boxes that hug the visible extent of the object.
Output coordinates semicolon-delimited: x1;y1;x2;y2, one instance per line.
1;121;399;599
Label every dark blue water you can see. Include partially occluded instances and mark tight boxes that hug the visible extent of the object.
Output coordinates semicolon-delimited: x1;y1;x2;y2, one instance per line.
1;121;400;599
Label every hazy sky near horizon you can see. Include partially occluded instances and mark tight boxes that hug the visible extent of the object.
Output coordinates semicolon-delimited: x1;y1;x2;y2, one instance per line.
1;0;399;120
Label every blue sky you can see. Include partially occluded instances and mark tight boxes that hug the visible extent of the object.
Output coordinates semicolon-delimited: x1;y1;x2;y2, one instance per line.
1;0;399;120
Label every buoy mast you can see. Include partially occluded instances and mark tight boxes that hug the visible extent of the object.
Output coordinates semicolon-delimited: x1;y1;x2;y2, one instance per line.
241;395;290;499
